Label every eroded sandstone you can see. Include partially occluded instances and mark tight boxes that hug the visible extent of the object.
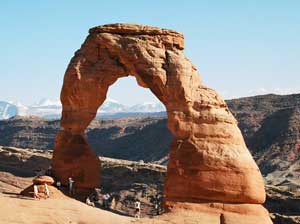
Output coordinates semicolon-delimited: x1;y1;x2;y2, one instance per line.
52;23;271;223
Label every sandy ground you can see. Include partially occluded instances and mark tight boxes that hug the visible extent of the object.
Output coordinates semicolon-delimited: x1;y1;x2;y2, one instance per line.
0;192;218;224
0;192;134;224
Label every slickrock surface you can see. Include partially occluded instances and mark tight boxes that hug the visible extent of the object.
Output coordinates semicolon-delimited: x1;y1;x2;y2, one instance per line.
52;24;271;222
0;192;132;224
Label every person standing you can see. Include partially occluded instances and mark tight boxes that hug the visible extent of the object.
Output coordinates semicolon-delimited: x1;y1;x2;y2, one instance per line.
44;183;50;198
102;193;110;209
134;200;141;219
102;193;107;208
56;181;61;190
155;203;159;216
33;185;40;200
86;196;95;207
68;177;75;196
155;194;160;215
106;193;111;208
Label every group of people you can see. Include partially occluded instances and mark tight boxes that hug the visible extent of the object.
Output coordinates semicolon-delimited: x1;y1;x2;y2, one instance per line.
33;166;75;200
83;190;143;219
85;192;114;210
85;192;107;208
133;196;161;218
33;167;162;219
84;192;142;219
133;195;161;218
56;177;75;196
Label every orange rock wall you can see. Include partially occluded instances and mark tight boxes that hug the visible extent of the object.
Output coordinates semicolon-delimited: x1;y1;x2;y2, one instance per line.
52;23;271;223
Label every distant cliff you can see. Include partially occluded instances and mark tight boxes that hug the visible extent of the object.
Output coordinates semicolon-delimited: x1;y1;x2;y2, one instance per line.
0;93;300;181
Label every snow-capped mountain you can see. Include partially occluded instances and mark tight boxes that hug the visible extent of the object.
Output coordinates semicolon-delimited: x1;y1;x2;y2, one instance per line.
127;102;165;113
28;98;62;119
98;98;127;113
31;98;61;107
0;98;166;120
0;101;19;119
14;102;28;116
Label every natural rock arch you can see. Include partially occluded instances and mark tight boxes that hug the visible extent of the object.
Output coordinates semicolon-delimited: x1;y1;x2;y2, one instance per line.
53;24;271;222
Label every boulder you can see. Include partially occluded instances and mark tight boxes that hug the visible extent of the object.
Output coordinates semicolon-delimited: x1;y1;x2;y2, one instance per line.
20;184;63;198
32;175;55;185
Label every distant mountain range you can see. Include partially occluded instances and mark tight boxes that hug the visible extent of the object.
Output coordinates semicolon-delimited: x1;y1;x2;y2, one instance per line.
0;98;166;120
0;102;18;120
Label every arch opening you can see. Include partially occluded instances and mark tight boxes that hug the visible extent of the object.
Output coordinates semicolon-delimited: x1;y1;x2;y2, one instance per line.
86;76;171;216
87;76;169;162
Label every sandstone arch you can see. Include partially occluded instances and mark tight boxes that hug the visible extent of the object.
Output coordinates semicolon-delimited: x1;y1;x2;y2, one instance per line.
53;24;271;223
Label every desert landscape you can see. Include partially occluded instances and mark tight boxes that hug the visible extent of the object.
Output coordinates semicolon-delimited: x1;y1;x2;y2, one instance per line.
1;2;300;224
1;94;300;223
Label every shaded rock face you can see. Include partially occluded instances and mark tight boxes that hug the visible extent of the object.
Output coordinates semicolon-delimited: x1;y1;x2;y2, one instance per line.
227;94;300;190
0;116;59;150
53;23;270;222
100;157;166;217
87;118;172;164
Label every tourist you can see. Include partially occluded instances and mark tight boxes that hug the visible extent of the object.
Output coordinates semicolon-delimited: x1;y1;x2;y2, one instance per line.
33;184;39;200
134;200;141;219
102;193;110;209
44;183;50;198
155;194;160;215
68;177;75;196
86;196;95;207
106;193;111;205
155;202;159;216
56;181;61;190
102;193;107;208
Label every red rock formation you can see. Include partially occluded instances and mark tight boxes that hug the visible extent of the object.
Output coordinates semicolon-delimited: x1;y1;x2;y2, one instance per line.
21;185;63;199
33;176;55;185
21;175;59;198
53;23;272;223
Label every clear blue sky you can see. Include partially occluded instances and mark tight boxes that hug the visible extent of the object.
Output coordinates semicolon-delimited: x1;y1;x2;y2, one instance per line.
1;1;299;105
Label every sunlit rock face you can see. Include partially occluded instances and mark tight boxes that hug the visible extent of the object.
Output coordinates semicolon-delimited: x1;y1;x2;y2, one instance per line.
53;23;272;223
